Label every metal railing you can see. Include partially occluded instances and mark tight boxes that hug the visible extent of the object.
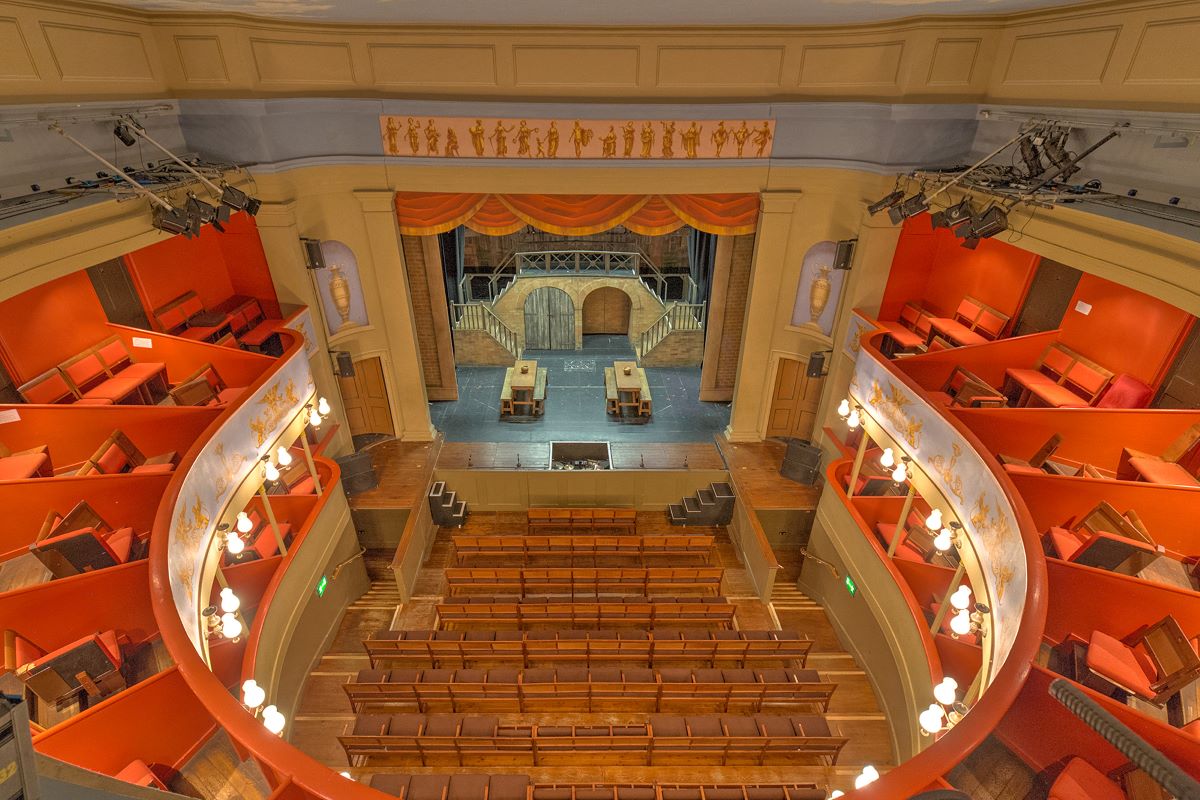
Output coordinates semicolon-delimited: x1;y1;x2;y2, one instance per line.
451;302;520;358
459;249;700;306
638;302;705;357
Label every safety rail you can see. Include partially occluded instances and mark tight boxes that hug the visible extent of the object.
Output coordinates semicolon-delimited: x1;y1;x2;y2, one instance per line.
452;302;520;358
639;303;705;357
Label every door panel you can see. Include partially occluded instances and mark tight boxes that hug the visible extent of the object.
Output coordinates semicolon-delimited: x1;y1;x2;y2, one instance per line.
1157;322;1200;408
582;287;631;335
338;356;395;436
524;287;575;350
766;358;823;440
1012;258;1082;337
88;258;151;329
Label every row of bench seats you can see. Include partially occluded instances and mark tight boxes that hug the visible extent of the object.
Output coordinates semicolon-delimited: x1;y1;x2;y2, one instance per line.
452;536;714;565
342;712;845;766
17;336;167;407
528;508;638;534
345;666;833;713
435;598;735;629
364;629;813;668
151;291;281;354
366;775;826;800
0;428;176;481
444;568;724;597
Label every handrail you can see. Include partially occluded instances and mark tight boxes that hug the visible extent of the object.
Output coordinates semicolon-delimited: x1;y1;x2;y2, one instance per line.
451;302;520;358
846;320;1047;799
639;302;705;357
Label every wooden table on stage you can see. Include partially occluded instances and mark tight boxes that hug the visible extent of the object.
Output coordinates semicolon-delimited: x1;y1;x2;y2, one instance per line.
614;360;641;414
511;359;538;414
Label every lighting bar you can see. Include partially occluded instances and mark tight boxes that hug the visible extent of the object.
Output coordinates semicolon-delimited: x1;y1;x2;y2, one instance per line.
979;108;1200;137
50;124;174;211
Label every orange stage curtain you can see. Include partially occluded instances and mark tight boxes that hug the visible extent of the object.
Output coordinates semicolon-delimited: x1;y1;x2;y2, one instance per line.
394;192;759;237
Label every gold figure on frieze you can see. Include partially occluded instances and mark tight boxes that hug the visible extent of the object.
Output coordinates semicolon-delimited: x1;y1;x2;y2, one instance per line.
425;119;440;155
928;443;965;504
640;122;655;158
406;117;421;155
491;120;514;157
445;128;459;157
570;121;593;158
753;121;773;157
468;119;486;156
711;121;729;157
622;122;636;157
660;121;675;158
601;126;618;158
993;564;1014;602
733;121;751;157
514;120;539;157
681;121;703;159
547;121;560;158
384;117;400;155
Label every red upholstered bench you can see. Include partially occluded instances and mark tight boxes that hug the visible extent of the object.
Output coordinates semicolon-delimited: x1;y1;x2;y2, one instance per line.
169;362;246;407
1117;423;1200;488
927;296;1010;348
1003;343;1113;408
1044;526;1158;573
94;336;166;396
59;349;145;405
74;430;177;477
12;629;127;704
114;760;168;790
1048;758;1126;800
879;301;934;353
17;368;110;406
0;443;52;480
874;509;931;563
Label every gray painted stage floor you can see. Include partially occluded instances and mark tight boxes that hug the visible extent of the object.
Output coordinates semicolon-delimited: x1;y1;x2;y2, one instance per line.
430;335;730;443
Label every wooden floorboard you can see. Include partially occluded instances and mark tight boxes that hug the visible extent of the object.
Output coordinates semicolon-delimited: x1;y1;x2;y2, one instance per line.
716;437;821;510
350;438;441;510
172;729;273;800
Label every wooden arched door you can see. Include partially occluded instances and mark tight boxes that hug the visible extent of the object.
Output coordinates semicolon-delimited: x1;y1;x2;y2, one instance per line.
581;287;632;335
524;287;575;350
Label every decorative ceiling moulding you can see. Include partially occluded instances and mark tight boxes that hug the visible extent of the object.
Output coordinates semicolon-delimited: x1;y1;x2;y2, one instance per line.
368;44;498;87
0;16;38;80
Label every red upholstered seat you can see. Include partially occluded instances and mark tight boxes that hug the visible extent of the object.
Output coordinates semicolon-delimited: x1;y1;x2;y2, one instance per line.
96;444;131;474
240;319;280;346
1097;374;1154;409
289;476;316;495
75;398;114;406
1046;527;1083;560
181;325;223;341
1004;367;1056;390
114;759;167;790
874;523;925;563
18;369;76;404
105;527;136;562
1127;457;1200;487
30;630;122;671
1048;758;1126;800
81;376;143;403
880;321;924;350
132;462;175;474
0;452;50;480
1003;463;1044;476
1087;630;1156;699
1027;381;1089;408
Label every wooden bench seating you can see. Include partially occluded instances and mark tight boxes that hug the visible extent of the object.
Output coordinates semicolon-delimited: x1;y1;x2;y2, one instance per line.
341;712;846;767
639;371;653;416
29;500;145;578
435;598;735;630
927;296;1010;347
364;629;814;669
533;368;548;415
1044;501;1163;574
0;441;52;480
74;430;177;477
444;568;724;597
500;369;514;416
604;368;619;414
452;535;713;565
929;366;1006;409
366;775;826;800
879;301;934;354
344;666;834;713
168;362;247;407
48;335;169;406
528;508;638;533
1116;422;1200;488
152;291;280;352
1003;342;1114;408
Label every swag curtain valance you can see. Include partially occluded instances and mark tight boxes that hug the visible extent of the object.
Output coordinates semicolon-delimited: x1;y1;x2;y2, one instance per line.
392;192;760;237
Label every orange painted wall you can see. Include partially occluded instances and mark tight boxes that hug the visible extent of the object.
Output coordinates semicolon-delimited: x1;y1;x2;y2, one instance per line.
217;212;282;318
878;213;1039;323
1056;271;1194;389
0;271;111;384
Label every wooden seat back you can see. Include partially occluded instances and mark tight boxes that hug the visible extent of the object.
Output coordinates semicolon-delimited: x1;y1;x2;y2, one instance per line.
152;291;205;334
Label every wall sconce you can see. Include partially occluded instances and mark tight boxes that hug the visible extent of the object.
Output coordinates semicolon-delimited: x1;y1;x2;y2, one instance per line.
242;679;266;712
919;702;946;735
317;396;331;417
854;765;880;789
949;584;972;611
950;602;990;638
262;455;280;483
891;455;910;483
261;704;286;735
202;604;243;641
879;447;895;469
837;398;850;419
219;587;241;614
933;521;962;552
933;676;958;706
846;406;862;430
216;521;245;555
276;446;293;467
924;508;943;531
829;792;844;799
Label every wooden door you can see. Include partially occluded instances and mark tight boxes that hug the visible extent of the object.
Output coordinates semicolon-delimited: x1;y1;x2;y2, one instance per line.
1012;258;1082;337
1157;323;1200;408
581;287;632;335
338;356;395;436
766;357;823;440
524;287;575;350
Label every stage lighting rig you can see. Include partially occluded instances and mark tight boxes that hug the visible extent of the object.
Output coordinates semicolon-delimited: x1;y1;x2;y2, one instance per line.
930;198;973;229
220;183;262;217
867;189;905;216
113;121;138;147
888;193;929;224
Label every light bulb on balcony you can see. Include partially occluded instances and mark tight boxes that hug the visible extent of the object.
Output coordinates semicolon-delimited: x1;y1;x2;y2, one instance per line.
854;765;880;789
242;679;266;709
934;527;953;552
879;448;895;469
276;446;293;467
933;677;958;706
891;462;907;483
339;771;353;780
829;793;844;799
846;408;861;430
309;407;322;427
219;587;240;614
262;705;285;735
950;584;973;611
220;612;243;639
919;703;946;734
950;609;972;636
236;511;254;534
225;530;245;555
837;398;850;419
264;461;280;482
925;508;943;531
318;396;331;417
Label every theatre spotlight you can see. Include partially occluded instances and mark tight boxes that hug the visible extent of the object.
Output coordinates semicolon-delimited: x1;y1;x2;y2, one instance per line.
1018;135;1045;178
957;205;1009;242
960;237;982;250
930;199;973;230
867;190;904;216
113;122;138;147
888;193;929;225
220;183;262;217
186;192;230;232
1042;128;1079;182
153;204;196;238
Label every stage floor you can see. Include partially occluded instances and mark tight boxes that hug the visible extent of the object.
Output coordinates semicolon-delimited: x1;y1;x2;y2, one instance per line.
431;335;730;443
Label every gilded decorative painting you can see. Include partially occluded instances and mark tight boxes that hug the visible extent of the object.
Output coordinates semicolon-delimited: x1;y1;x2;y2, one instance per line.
380;116;775;160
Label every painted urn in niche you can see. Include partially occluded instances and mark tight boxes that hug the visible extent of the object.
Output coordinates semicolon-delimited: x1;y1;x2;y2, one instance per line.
317;240;364;334
809;265;833;325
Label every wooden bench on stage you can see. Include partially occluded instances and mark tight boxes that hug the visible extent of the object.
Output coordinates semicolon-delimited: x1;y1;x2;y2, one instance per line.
344;666;835;713
444;568;724;597
435;597;735;630
341;712;847;767
364;629;814;669
604;368;619;414
452;535;714;565
528;508;638;534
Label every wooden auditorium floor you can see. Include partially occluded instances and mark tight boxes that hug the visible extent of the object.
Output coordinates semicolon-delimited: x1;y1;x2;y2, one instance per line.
289;514;893;796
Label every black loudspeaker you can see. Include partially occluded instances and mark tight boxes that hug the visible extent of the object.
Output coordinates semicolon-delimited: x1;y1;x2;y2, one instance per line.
334;351;355;378
301;238;326;270
780;439;822;486
806;352;827;379
833;238;857;270
335;451;378;495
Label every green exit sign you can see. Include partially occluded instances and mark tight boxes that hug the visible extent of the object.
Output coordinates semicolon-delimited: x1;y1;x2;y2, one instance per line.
844;575;857;597
316;575;328;598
